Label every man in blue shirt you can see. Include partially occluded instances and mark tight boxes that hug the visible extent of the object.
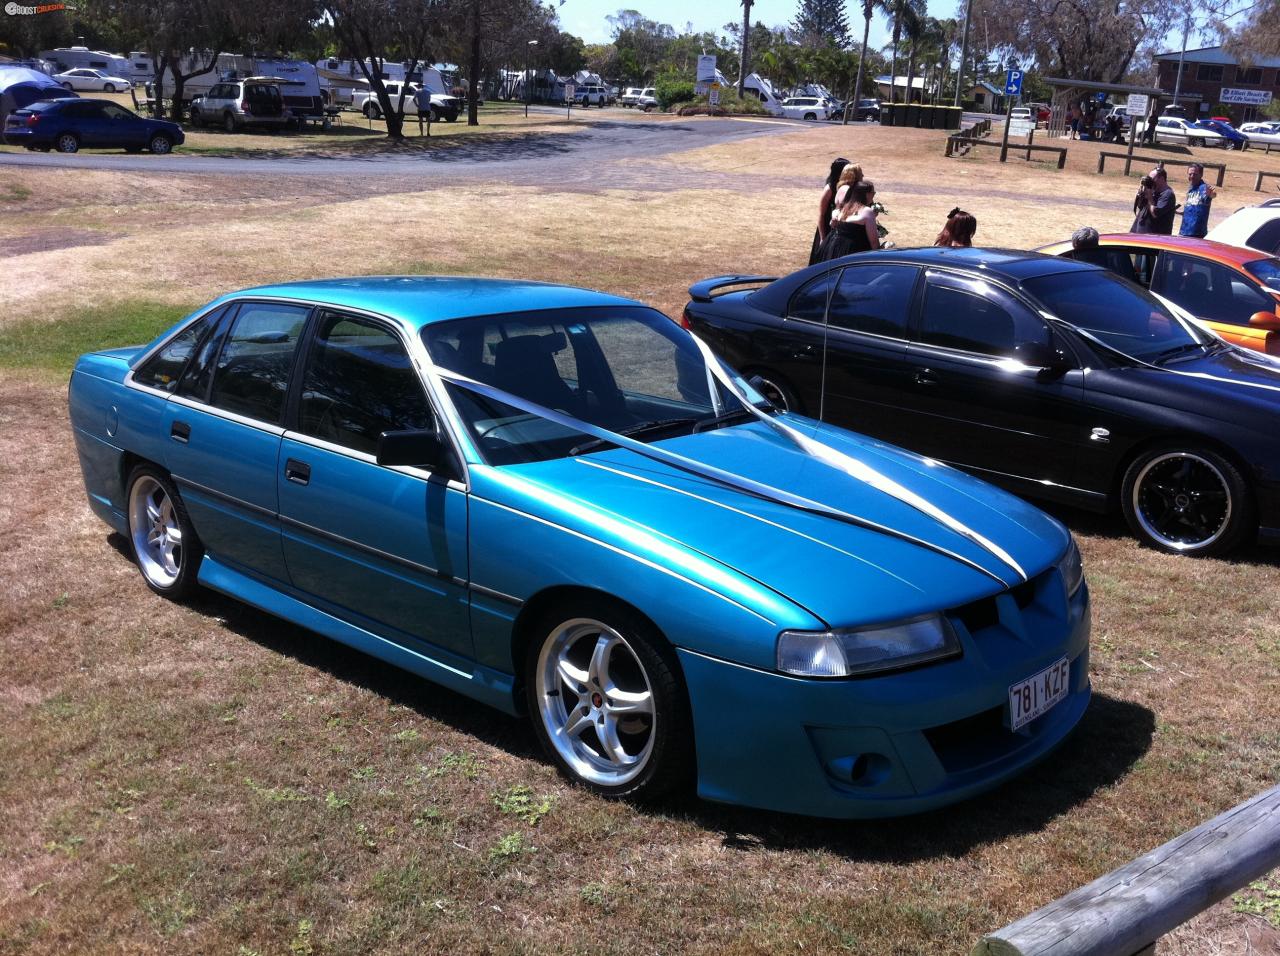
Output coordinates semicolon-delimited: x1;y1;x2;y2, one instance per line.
1179;163;1217;238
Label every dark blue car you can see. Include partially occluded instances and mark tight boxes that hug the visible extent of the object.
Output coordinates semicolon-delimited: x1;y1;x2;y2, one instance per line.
1195;119;1249;150
3;98;184;154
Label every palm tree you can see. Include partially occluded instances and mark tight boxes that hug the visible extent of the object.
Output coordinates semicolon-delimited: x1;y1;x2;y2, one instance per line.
881;0;915;106
901;0;926;106
737;0;754;96
845;0;875;124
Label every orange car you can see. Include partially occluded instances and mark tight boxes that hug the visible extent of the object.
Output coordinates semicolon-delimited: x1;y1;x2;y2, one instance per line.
1036;235;1280;355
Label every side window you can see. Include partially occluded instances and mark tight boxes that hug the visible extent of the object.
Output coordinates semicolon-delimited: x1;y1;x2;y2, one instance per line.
1247;220;1280;256
787;271;836;322
1156;252;1272;324
209;302;309;423
828;264;917;338
918;282;1049;357
299;312;435;455
134;311;218;392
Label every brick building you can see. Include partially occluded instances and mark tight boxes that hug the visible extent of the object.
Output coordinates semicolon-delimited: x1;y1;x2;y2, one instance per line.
1154;45;1279;124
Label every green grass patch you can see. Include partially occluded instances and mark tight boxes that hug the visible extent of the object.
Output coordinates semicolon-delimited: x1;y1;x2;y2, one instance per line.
1;182;32;202
0;299;192;373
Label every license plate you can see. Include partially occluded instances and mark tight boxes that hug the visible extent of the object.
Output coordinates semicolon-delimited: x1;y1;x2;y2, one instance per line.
1008;657;1070;731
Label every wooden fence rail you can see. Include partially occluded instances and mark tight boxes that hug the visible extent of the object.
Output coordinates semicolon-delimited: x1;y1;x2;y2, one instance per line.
1255;170;1280;192
1096;151;1227;186
971;784;1280;956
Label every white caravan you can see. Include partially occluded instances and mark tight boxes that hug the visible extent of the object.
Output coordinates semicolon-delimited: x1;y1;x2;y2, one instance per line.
125;52;157;84
162;54;323;119
40;46;130;80
740;72;784;116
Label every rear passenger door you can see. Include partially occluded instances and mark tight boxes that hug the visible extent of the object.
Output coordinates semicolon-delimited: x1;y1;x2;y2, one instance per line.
161;300;310;583
277;310;473;661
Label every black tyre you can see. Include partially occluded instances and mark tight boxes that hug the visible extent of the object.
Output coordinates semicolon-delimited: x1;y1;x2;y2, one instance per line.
61;81;73;90
104;83;116;93
745;369;802;414
526;597;693;800
363;102;379;120
1120;445;1252;557
148;133;173;154
55;132;79;153
804;112;817;121
1190;136;1204;148
190;107;204;128
223;113;238;133
126;464;204;598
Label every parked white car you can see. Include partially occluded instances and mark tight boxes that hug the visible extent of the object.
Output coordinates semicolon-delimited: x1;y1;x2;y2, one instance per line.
635;87;658;111
1206;199;1280;256
573;85;608;107
1151;116;1224;148
352;81;460;122
1240;122;1280;148
54;68;131;92
620;87;643;107
780;96;829;121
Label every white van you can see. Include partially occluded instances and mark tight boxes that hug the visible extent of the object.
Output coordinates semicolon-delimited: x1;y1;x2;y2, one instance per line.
740;72;784;116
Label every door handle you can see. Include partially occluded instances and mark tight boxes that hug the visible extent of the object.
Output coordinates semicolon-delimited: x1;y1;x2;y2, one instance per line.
170;420;190;443
284;458;311;485
914;369;938;386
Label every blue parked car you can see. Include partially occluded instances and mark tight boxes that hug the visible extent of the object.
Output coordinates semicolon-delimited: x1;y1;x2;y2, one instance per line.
69;277;1090;818
1195;119;1248;150
3;97;183;153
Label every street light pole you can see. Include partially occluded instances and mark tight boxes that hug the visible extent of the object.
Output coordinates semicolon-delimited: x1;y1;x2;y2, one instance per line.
525;39;538;117
1172;14;1191;106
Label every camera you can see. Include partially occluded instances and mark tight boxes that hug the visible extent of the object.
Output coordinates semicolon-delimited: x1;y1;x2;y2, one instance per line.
1139;175;1154;190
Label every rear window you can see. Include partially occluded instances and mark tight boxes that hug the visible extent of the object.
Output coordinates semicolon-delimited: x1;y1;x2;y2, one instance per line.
1245;258;1280;290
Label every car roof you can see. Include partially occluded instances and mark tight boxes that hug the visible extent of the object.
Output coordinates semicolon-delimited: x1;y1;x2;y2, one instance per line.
1039;233;1271;265
747;248;1095;312
220;276;640;330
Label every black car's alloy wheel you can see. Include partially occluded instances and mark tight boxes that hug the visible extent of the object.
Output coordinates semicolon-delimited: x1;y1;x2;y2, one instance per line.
55;132;79;153
149;134;173;154
746;370;801;414
526;598;693;800
1121;446;1251;557
126;464;204;598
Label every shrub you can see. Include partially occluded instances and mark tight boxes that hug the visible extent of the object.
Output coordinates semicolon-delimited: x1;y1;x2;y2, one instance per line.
656;76;697;111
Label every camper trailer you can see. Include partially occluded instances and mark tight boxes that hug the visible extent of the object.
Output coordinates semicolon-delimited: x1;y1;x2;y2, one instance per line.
740;73;784;116
125;52;157;85
40;46;130;79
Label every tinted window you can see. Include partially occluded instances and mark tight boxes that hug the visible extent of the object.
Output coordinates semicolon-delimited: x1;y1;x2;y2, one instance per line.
299;312;435;455
134;314;216;392
918;283;1047;357
1196;65;1224;82
209;302;308;423
828;264;916;338
102;104;133;120
1155;252;1273;324
1245;258;1280;289
1025;271;1206;361
788;272;835;322
1247;220;1280;256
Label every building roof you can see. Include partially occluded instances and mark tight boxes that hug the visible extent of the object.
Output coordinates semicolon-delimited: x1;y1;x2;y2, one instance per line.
1153;45;1280;68
971;80;1003;96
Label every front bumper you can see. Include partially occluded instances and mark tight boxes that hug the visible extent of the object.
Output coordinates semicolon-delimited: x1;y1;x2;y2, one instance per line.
679;575;1091;818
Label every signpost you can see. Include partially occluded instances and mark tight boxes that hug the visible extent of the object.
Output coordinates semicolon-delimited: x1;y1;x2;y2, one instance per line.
565;82;574;118
1005;68;1023;100
1221;88;1273;106
1125;94;1149;116
709;84;721;107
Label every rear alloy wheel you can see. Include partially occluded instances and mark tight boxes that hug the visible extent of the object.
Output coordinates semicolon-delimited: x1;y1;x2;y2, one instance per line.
61;81;73;90
148;133;173;154
1121;446;1251;557
1190;136;1204;147
527;601;692;799
224;113;238;133
746;370;801;413
126;465;203;598
55;132;79;153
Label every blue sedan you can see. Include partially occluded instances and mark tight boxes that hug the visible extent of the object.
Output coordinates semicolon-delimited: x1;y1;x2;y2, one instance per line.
68;277;1090;818
3;98;183;153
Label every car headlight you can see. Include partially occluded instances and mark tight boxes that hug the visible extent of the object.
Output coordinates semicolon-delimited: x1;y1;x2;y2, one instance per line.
776;614;961;678
1059;536;1084;599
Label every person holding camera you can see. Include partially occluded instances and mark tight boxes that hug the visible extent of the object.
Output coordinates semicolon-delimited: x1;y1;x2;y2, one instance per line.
1130;167;1175;235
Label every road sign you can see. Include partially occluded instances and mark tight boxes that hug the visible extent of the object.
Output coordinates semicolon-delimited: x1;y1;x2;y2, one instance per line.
1005;69;1023;97
565;83;575;102
697;54;718;84
709;87;720;106
1008;118;1034;137
1125;93;1149;116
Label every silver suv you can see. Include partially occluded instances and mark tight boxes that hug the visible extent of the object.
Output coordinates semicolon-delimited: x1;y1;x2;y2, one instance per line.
574;85;608;107
190;79;291;132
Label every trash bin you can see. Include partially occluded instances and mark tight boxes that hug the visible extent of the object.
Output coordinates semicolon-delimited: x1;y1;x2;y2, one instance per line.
891;102;908;127
946;106;962;130
922;105;939;129
905;103;921;128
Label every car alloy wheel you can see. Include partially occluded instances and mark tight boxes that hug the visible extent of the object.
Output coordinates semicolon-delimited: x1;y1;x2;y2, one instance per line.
746;370;800;413
126;465;203;597
1190;136;1204;147
528;602;692;798
61;81;73;90
1122;448;1249;556
104;83;116;92
149;134;173;154
364;103;379;119
804;112;817;121
55;132;79;153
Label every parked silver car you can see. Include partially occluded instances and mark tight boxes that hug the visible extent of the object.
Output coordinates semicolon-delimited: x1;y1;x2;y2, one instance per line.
190;79;291;132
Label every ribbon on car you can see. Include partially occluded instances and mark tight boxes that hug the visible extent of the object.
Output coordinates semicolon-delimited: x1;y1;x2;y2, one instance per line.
432;343;1030;586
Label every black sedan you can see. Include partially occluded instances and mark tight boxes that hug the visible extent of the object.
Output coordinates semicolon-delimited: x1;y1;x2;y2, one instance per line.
683;247;1280;557
3;98;183;154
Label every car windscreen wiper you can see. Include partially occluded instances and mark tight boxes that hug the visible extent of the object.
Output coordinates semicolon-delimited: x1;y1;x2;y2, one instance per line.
692;405;767;433
1152;342;1208;364
569;418;698;456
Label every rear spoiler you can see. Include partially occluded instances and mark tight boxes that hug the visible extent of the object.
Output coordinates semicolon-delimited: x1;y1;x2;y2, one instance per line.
687;274;777;303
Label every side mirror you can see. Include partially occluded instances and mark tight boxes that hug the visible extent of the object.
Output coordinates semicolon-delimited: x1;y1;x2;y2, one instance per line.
1013;341;1073;377
376;428;455;476
1249;311;1280;332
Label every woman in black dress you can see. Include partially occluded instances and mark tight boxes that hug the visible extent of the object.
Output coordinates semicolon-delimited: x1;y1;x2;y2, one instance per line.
818;180;880;261
808;157;849;265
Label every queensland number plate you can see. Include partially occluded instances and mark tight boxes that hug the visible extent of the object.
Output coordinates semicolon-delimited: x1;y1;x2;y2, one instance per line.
1008;658;1070;731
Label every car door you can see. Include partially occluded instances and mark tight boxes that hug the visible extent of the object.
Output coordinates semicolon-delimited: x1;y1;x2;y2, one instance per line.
898;270;1090;498
101;103;145;148
161;300;311;584
814;261;918;439
277;309;472;661
1152;250;1280;350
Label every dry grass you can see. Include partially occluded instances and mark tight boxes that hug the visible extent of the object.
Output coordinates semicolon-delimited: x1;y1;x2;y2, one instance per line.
2;120;1280;955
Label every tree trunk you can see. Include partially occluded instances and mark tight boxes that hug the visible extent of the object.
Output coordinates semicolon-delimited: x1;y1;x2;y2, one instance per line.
467;0;481;126
905;41;918;104
167;62;186;124
847;8;872;124
888;16;901;105
737;0;752;96
152;55;168;119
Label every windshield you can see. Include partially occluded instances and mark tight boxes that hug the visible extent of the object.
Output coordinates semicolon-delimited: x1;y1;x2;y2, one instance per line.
423;306;763;465
1245;258;1280;293
1023;271;1211;362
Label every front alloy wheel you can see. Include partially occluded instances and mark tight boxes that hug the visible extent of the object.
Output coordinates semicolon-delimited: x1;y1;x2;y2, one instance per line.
149;133;172;154
1121;447;1250;556
528;604;692;799
127;466;202;597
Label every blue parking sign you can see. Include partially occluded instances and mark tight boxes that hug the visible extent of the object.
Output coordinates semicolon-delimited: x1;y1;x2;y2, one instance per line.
1005;69;1023;97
